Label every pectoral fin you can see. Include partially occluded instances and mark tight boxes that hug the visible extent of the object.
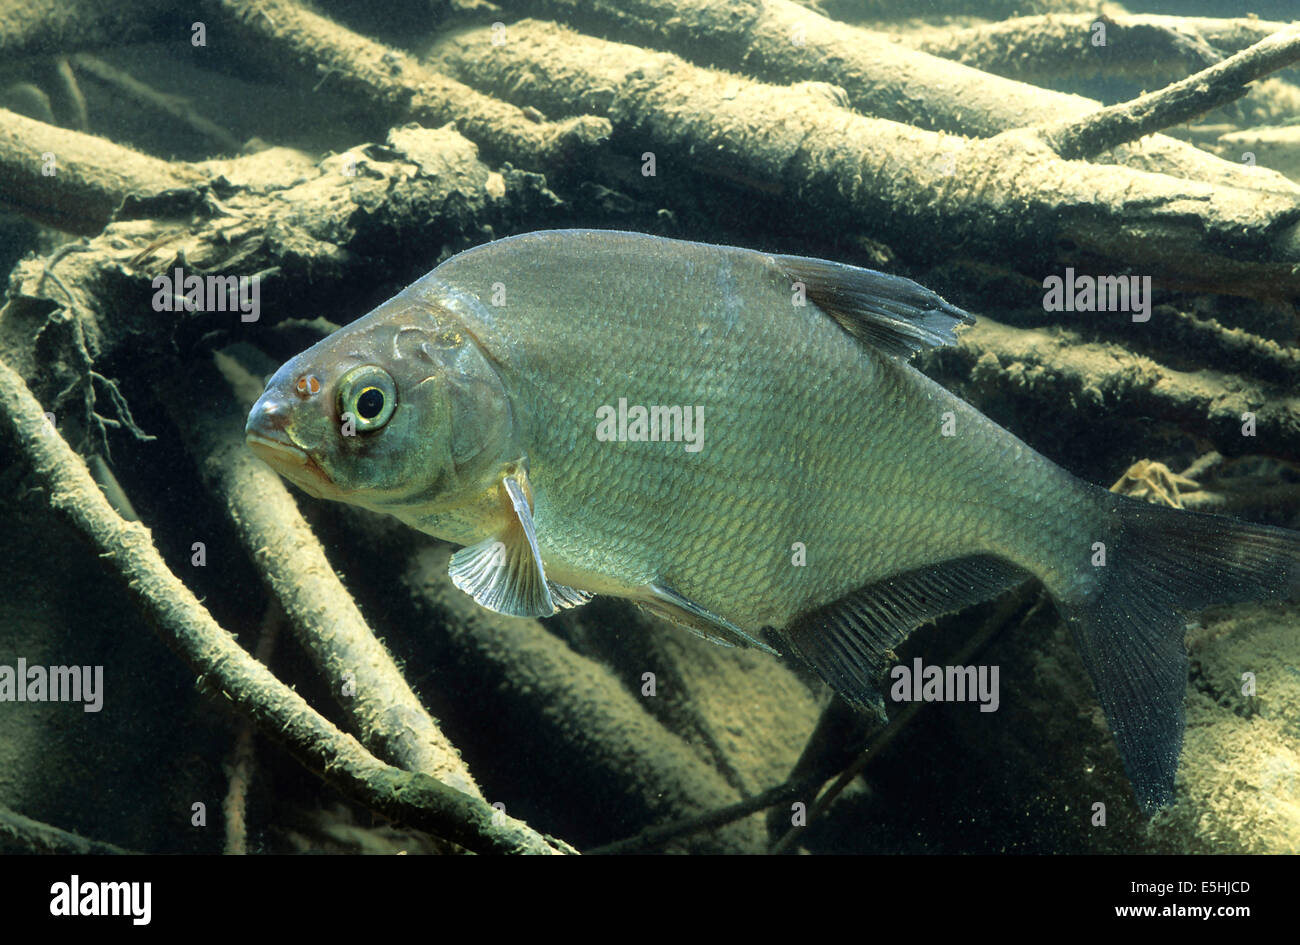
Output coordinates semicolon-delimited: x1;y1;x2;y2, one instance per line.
448;473;556;618
637;583;779;654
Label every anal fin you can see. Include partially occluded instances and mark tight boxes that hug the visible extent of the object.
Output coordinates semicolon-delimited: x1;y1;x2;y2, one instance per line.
774;555;1029;719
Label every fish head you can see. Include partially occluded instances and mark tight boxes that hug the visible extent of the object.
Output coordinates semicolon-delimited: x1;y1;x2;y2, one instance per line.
245;295;515;523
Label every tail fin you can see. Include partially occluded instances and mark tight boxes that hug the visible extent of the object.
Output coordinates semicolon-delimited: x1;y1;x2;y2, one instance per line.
1064;496;1300;810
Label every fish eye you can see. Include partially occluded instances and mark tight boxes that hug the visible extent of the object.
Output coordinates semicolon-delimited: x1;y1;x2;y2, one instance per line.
338;365;396;431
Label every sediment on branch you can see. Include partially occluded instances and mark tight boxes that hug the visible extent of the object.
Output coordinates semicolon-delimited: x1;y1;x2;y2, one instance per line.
912;13;1294;84
427;19;1300;300
924;316;1300;465
0;0;173;61
1040;26;1300;160
498;0;1298;194
0;108;205;233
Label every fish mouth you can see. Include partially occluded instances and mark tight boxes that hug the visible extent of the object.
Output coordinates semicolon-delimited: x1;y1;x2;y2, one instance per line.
245;430;334;496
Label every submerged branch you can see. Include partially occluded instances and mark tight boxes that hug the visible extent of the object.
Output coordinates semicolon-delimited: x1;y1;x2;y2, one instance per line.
0;0;172;61
584;766;834;855
0;118;558;419
0;107;204;234
214;0;609;171
222;602;279;855
502;0;1296;194
402;545;772;853
429;19;1300;299
927;317;1300;465
913;14;1293;84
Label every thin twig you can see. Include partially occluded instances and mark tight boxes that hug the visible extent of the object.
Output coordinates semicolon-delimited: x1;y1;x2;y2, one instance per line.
1042;25;1300;159
72;54;244;154
584;767;836;856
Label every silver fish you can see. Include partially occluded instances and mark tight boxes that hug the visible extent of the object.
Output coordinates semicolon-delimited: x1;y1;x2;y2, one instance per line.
247;229;1300;809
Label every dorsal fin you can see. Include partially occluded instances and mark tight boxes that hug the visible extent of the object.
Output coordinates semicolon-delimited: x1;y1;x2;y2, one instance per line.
772;254;974;359
774;555;1029;719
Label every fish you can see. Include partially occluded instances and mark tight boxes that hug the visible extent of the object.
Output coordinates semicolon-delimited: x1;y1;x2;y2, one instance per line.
245;229;1300;810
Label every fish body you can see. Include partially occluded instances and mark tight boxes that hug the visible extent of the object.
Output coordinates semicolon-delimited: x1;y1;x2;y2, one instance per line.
247;230;1300;809
416;233;1075;622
